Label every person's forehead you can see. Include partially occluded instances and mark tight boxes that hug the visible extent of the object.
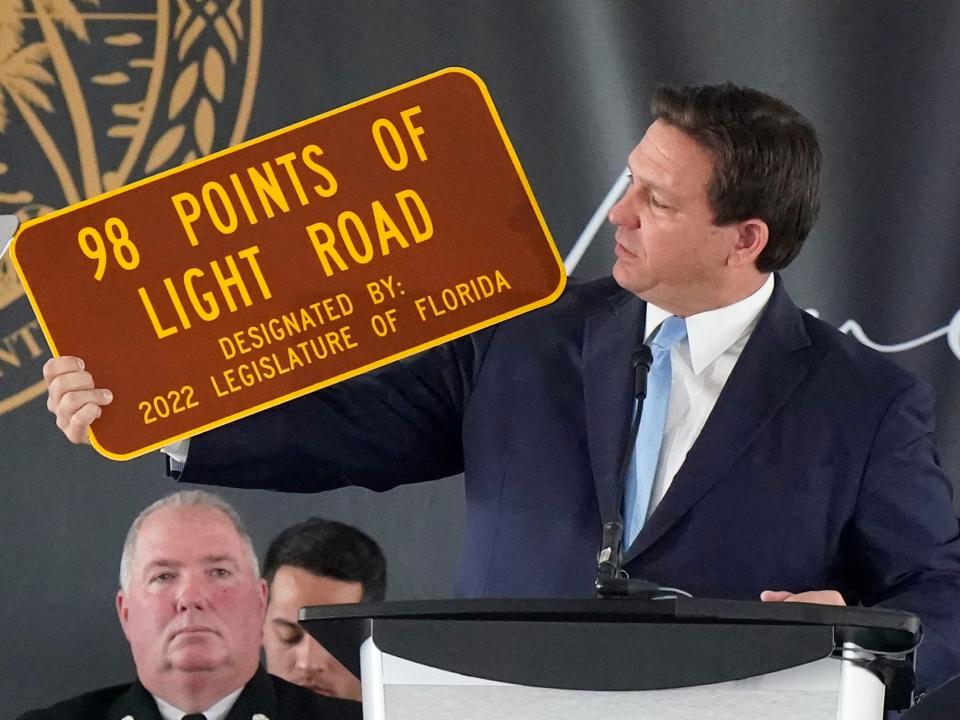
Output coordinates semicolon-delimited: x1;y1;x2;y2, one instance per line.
268;565;363;611
629;119;714;188
134;505;245;564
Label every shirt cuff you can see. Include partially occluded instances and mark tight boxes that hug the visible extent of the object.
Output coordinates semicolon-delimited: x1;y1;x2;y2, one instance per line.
161;438;190;479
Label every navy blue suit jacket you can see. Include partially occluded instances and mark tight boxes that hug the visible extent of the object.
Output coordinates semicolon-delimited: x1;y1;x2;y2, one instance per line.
183;275;960;692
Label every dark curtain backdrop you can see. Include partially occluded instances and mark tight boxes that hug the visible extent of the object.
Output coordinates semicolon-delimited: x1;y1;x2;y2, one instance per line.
2;2;959;715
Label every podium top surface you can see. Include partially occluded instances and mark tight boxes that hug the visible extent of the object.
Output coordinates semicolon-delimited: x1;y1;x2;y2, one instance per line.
298;598;920;705
300;597;920;651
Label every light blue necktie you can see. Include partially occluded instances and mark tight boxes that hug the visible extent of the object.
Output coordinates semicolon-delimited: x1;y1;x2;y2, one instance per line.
623;316;688;547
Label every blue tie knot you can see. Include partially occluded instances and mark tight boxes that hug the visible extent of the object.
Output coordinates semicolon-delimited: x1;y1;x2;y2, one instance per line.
651;316;687;354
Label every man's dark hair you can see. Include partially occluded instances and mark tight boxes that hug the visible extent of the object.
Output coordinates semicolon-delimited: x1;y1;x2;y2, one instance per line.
263;517;387;601
652;83;822;272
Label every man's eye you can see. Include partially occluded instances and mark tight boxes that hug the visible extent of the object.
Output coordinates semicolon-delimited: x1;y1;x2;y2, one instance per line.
209;567;232;578
280;631;304;646
650;195;667;209
150;572;175;584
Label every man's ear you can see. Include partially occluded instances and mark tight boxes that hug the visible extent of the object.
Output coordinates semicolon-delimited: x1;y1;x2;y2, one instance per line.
257;578;268;614
727;218;769;268
116;589;130;639
255;579;269;642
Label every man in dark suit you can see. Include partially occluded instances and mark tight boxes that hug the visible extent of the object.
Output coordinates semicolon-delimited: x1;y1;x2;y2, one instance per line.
44;83;960;695
17;491;359;720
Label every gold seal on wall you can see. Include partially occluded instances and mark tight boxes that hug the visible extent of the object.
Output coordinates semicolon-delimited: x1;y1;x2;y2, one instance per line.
0;0;263;416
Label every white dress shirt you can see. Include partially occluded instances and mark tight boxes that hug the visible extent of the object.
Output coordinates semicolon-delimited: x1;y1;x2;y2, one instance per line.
154;686;243;720
642;274;775;518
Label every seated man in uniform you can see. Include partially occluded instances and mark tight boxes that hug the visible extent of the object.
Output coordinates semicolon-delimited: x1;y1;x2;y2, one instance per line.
17;491;360;720
262;517;386;701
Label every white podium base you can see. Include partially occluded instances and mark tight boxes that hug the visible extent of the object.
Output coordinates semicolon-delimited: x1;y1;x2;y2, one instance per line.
360;637;887;720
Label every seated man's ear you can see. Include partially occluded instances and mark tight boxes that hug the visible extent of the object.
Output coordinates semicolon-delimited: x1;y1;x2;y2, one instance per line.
117;590;131;639
258;578;268;612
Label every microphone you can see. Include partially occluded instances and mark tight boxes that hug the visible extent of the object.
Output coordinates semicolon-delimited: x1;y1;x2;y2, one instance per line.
632;345;653;400
595;332;692;600
596;519;624;582
595;343;657;597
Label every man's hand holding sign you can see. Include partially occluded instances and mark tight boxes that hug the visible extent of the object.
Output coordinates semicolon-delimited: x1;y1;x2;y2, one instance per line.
17;68;565;458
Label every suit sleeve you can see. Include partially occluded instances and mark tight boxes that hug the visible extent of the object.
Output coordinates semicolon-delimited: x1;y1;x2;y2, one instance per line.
179;333;485;493
847;380;960;693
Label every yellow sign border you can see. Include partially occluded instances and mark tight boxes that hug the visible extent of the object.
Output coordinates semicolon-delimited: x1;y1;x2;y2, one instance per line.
10;67;567;460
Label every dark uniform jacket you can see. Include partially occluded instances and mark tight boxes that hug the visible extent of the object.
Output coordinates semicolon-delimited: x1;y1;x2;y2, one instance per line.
16;666;361;720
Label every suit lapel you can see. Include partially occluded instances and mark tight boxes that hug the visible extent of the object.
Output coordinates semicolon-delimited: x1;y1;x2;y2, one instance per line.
582;288;646;525
108;681;164;720
623;278;812;563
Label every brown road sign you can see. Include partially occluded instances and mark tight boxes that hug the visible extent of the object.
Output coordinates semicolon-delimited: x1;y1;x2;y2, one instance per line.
11;68;565;459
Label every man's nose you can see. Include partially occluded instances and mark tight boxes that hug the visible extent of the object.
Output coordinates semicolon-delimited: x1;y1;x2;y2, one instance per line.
296;637;333;672
175;572;211;611
608;190;638;228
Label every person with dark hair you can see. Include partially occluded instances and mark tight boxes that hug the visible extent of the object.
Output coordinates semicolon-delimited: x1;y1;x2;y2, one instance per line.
17;492;360;720
261;518;386;701
44;82;960;696
648;83;821;273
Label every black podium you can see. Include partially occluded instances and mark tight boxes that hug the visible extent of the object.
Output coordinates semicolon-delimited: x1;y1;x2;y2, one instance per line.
301;598;920;720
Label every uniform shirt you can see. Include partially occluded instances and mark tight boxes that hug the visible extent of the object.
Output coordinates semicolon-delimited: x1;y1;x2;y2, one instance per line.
154;687;242;720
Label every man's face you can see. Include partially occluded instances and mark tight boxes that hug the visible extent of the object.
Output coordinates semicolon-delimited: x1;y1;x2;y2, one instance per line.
609;119;739;315
116;506;267;694
263;565;364;701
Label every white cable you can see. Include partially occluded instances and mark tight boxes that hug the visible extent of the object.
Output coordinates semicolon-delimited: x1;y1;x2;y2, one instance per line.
564;169;630;275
